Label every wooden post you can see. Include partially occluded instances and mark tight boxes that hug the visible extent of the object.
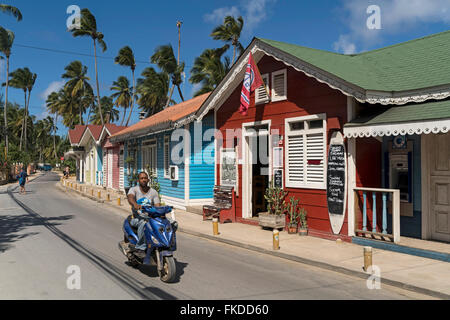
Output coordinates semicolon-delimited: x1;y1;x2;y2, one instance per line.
393;189;401;243
273;229;280;250
363;246;372;271
117;197;121;206
212;217;219;235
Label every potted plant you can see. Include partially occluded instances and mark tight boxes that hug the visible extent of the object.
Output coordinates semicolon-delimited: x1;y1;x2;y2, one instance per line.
259;182;287;229
286;196;300;234
298;207;308;236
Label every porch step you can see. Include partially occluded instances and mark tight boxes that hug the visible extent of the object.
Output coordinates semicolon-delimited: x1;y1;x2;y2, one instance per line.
352;237;450;263
185;206;203;216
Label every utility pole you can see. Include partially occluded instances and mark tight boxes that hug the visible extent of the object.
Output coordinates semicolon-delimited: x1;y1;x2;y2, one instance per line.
176;20;182;65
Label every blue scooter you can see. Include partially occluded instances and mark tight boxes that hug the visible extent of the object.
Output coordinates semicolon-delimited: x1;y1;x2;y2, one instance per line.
119;198;178;283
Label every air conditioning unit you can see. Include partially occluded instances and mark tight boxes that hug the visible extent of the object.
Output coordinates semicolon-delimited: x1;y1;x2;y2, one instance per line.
170;165;179;181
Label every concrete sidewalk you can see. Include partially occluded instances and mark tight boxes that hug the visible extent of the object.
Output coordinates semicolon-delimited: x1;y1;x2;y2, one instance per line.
56;180;450;299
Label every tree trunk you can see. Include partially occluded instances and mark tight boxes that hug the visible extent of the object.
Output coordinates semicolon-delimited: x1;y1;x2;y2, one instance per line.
93;39;104;125
232;45;236;66
177;85;184;102
164;84;175;109
24;89;31;152
125;68;136;127
120;105;126;126
19;90;26;151
3;56;9;157
53;114;57;159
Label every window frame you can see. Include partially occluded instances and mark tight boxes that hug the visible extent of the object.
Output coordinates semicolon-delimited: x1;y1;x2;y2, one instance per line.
271;69;287;102
164;136;170;179
285;113;327;189
142;139;157;176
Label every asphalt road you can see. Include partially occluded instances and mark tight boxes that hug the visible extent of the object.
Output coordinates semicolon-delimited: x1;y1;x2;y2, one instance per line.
0;172;434;300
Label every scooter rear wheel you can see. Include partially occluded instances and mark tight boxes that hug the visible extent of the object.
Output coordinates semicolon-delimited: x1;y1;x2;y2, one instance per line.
158;256;176;283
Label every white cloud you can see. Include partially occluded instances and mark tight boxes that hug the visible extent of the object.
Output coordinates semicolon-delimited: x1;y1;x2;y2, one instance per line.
204;0;276;35
335;0;450;53
333;35;357;54
204;6;240;24
40;80;64;100
242;0;276;34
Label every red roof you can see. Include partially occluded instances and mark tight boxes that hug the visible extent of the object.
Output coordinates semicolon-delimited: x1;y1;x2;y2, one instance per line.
104;124;128;136
68;125;87;145
87;125;103;141
111;93;210;139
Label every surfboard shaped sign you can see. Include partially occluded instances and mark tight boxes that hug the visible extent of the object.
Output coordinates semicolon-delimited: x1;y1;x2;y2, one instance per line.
327;131;347;235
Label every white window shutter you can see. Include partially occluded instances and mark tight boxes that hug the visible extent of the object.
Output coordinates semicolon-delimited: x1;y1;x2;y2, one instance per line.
306;133;325;184
287;135;304;184
164;137;170;178
271;69;287;102
255;74;270;104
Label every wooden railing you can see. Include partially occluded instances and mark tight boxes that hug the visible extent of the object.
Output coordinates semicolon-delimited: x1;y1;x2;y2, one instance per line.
354;187;400;243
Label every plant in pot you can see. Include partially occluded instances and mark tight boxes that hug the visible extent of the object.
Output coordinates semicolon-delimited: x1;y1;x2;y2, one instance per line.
286;196;300;234
259;182;288;229
298;207;308;236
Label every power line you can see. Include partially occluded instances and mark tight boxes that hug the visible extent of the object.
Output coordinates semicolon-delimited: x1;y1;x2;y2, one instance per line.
14;43;151;64
14;43;193;68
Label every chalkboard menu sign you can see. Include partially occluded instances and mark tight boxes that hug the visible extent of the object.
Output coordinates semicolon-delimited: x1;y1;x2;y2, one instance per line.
273;169;283;189
327;144;346;215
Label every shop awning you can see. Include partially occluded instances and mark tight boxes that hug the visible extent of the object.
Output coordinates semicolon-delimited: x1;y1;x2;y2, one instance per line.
64;147;84;160
344;100;450;138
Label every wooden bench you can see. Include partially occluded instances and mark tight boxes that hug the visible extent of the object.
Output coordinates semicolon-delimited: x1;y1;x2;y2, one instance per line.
203;185;236;223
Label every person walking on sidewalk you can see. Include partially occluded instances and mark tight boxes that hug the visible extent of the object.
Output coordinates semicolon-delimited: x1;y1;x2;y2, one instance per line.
127;171;161;258
16;167;28;195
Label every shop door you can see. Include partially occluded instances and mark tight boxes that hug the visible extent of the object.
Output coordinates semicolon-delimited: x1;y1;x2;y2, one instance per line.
430;133;450;242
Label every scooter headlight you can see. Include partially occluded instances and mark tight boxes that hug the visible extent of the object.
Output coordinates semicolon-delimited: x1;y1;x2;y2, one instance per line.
151;235;159;245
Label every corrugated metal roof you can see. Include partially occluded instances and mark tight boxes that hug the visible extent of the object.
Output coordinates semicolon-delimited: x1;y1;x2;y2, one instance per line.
111;92;210;139
345;99;450;127
259;30;450;92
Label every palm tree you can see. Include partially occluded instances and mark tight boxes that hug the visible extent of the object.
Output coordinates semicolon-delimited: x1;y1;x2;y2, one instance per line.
0;4;22;21
46;91;60;159
115;46;136;126
0;27;14;157
210;15;244;65
136;67;170;117
23;68;37;152
151;44;185;108
7;68;27;150
90;96;118;125
110;76;132;126
70;8;106;125
62;60;93;124
190;46;231;96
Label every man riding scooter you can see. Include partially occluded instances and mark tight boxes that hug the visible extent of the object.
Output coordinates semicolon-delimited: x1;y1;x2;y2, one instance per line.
127;171;160;259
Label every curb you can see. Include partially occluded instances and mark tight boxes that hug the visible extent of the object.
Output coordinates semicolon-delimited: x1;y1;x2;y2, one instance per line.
57;181;450;300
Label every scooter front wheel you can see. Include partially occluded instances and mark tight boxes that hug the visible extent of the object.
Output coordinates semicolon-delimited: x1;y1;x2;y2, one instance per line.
158;256;176;283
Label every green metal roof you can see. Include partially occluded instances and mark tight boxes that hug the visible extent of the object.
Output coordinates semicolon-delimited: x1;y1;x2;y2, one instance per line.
259;30;450;92
345;99;450;127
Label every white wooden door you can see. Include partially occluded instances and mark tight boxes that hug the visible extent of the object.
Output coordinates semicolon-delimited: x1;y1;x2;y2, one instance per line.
430;133;450;242
107;149;113;189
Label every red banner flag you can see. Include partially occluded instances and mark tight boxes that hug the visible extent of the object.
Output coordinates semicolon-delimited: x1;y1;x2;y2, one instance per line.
239;53;263;115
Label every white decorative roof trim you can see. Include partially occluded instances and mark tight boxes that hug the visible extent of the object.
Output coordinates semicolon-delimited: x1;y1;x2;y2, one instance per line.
174;114;196;129
343;118;450;138
366;88;450;105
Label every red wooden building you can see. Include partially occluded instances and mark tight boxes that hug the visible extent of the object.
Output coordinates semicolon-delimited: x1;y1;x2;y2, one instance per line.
196;33;450;243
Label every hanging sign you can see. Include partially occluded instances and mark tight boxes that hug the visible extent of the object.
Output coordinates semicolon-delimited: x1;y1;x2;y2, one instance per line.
273;168;283;189
327;131;347;234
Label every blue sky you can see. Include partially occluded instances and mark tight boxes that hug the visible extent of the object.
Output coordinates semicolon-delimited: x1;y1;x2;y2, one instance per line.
1;0;450;136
